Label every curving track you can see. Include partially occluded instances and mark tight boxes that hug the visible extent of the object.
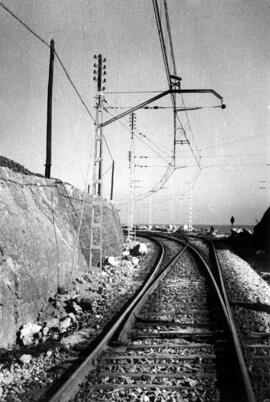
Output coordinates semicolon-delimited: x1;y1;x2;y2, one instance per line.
49;233;257;402
187;235;270;402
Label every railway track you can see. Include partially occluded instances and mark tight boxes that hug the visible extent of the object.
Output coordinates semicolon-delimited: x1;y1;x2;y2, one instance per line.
187;235;270;402
48;233;257;402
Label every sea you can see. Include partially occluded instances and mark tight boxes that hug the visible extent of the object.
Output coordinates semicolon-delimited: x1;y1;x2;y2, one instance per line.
142;224;255;235
193;224;254;235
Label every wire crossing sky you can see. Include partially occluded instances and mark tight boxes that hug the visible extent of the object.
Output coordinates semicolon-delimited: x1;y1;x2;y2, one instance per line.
1;0;269;225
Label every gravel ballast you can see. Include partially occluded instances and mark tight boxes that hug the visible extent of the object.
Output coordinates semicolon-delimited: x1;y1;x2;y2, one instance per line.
217;249;270;335
217;248;270;401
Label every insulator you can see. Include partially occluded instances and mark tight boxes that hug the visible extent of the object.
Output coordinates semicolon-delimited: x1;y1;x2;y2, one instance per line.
93;63;97;67
103;71;107;75
103;57;107;62
93;70;97;74
94;54;97;59
93;77;96;81
102;86;106;90
103;65;106;69
103;79;106;83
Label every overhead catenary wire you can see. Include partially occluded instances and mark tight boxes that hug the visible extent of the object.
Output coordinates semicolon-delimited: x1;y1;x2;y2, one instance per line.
201;133;269;151
104;99;172;158
103;103;172;164
152;0;201;170
103;101;177;203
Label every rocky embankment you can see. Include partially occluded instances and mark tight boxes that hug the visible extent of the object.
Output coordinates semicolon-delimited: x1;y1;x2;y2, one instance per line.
0;240;157;402
0;159;123;348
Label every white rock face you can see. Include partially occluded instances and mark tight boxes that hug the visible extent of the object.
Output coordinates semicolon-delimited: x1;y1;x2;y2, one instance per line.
0;165;124;348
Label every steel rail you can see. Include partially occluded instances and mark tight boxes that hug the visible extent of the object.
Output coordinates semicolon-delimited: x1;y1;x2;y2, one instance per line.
209;240;257;402
114;240;190;344
49;232;256;402
48;236;166;402
141;231;257;402
180;233;256;402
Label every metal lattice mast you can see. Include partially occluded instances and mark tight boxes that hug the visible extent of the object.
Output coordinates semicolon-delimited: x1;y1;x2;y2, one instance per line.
89;54;106;270
127;112;136;242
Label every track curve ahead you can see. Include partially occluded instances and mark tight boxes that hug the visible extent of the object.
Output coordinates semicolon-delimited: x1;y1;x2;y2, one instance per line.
49;233;256;402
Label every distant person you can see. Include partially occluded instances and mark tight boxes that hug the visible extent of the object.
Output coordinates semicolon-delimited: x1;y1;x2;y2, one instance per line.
210;226;215;234
231;216;235;227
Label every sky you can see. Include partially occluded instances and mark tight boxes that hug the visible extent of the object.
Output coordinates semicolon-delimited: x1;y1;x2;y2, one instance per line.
0;0;269;225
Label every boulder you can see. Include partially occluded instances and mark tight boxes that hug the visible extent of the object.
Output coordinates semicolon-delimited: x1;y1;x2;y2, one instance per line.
106;256;120;267
139;243;148;255
45;318;60;330
19;354;32;365
131;257;139;267
122;250;130;258
19;323;42;346
59;317;72;333
67;301;83;315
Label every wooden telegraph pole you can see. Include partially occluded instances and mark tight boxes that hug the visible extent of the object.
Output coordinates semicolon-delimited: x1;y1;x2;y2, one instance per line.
45;39;55;178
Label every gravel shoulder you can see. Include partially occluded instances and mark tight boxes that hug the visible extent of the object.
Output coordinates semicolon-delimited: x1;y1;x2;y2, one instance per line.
217;248;270;335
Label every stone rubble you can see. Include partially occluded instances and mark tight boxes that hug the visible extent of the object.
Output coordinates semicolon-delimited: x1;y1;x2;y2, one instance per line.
0;240;154;401
19;323;42;346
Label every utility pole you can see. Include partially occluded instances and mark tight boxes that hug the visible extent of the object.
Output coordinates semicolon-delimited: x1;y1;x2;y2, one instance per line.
127;112;136;242
148;196;152;228
89;54;106;270
45;39;55;179
188;183;193;232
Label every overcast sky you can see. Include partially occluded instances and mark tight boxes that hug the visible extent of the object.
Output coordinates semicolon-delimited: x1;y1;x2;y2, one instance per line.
1;0;269;225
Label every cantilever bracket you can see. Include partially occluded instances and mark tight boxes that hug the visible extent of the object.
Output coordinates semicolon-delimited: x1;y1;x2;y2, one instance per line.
99;88;225;128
